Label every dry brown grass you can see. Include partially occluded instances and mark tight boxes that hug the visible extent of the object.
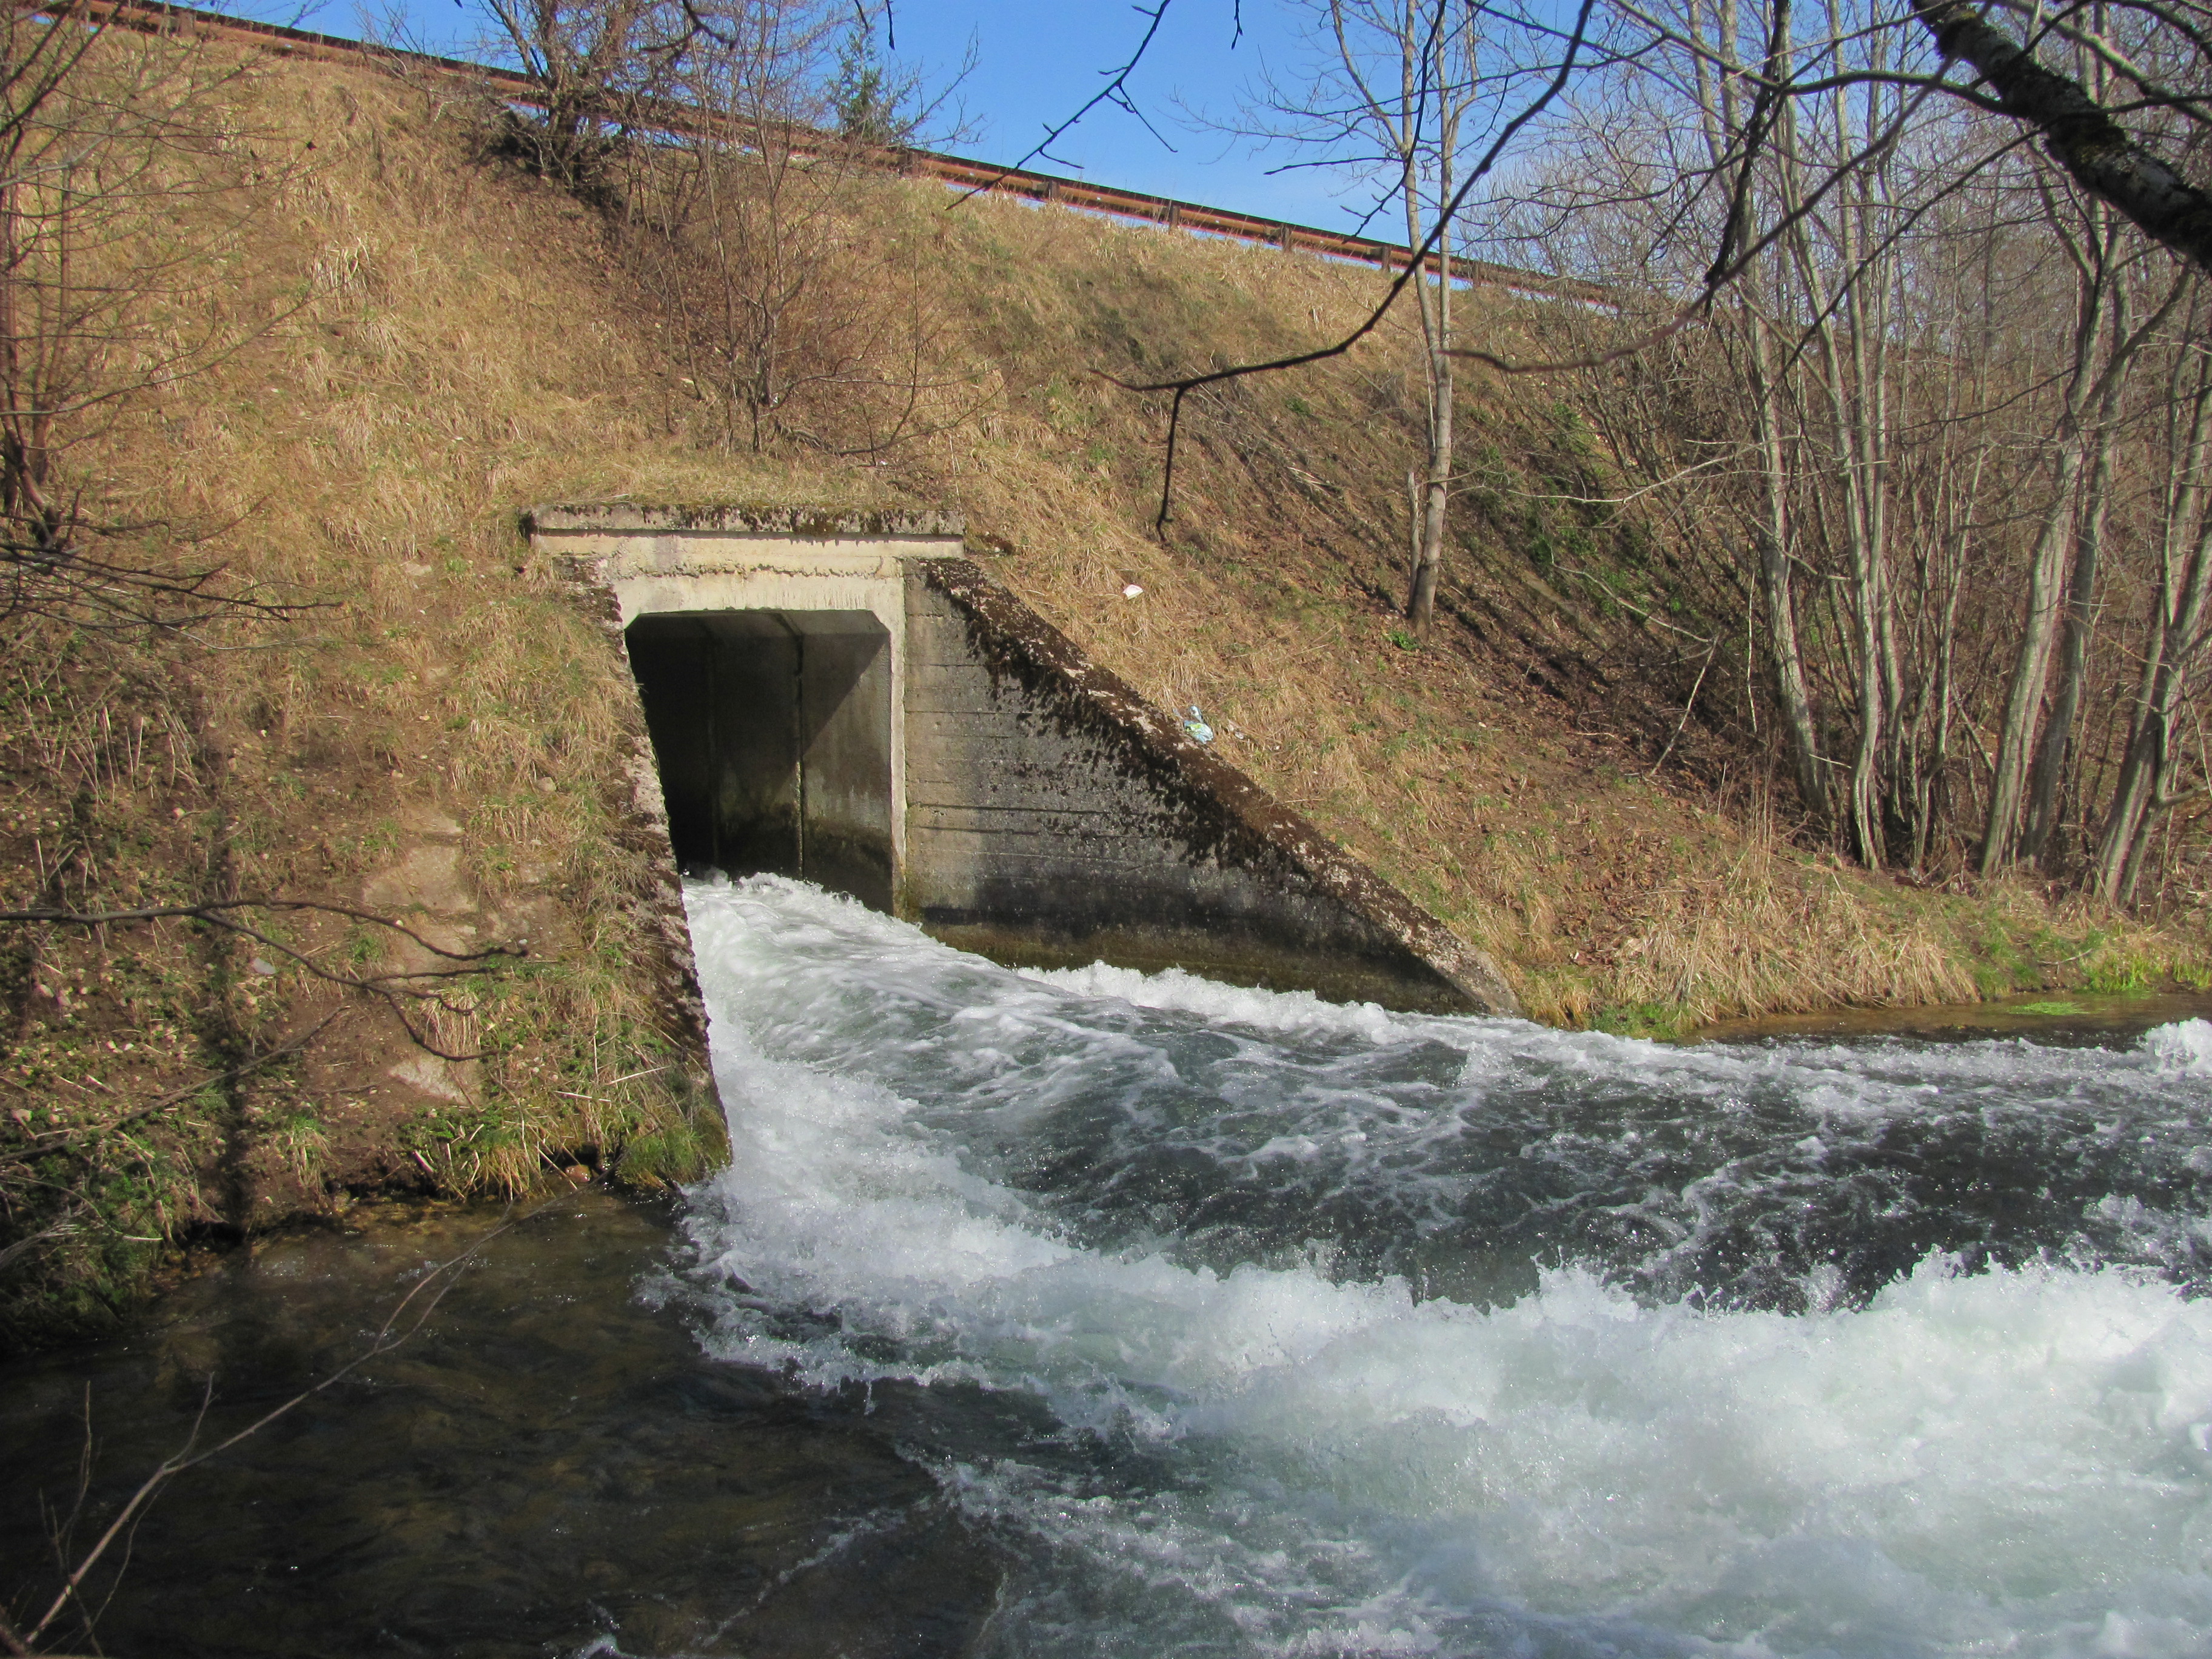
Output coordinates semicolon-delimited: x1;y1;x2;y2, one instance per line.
861;187;2205;1031
0;47;810;1339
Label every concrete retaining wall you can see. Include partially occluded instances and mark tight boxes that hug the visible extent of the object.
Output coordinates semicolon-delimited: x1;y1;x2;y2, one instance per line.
902;560;1516;1014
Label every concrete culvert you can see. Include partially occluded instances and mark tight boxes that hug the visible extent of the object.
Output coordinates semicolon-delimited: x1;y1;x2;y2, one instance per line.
625;609;894;914
534;502;1517;1016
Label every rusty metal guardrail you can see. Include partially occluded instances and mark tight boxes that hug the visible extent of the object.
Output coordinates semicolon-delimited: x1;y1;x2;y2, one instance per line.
34;0;1611;305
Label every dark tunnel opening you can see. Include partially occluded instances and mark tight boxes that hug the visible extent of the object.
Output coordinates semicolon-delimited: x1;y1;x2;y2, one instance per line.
623;609;894;913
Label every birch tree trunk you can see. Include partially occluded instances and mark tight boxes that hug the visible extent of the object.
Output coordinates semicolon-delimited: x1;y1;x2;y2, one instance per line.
1389;0;1469;643
1405;141;1454;640
1748;309;1828;820
1694;0;1828;820
2018;398;2117;866
1978;258;2106;873
1781;69;1895;866
2096;343;2212;898
2020;252;2185;867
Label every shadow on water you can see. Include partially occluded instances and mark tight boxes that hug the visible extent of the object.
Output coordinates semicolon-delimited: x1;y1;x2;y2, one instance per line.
0;1192;1005;1659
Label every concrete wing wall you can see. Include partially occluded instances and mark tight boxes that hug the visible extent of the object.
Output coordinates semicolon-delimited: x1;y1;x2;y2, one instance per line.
554;571;724;1115
902;559;1520;1016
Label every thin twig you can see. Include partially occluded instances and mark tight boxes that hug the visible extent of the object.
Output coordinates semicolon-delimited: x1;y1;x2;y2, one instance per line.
1105;0;1601;533
22;1200;563;1648
948;0;1179;203
2;900;520;1060
1643;639;1721;779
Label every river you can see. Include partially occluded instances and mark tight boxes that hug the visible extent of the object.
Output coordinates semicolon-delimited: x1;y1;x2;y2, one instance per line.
6;873;2212;1656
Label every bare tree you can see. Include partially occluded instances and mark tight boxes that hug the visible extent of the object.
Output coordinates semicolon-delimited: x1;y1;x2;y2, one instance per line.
1905;0;2212;273
1996;200;2184;871
1238;1;1492;641
1074;0;2212;904
474;0;706;191
2094;311;2212;900
1447;0;2212;897
472;0;976;455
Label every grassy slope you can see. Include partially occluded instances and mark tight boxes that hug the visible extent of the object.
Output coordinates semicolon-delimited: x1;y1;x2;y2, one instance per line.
2;47;2202;1338
886;190;2206;1027
0;51;857;1340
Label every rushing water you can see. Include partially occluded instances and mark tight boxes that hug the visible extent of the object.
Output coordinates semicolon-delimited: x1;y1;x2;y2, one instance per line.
8;874;2212;1657
672;876;2212;1658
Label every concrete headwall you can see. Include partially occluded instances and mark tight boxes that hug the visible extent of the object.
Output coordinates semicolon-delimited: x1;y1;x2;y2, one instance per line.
528;504;1518;1017
528;501;971;886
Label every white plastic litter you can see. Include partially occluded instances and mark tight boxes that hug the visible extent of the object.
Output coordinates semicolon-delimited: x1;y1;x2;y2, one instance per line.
1122;583;1144;598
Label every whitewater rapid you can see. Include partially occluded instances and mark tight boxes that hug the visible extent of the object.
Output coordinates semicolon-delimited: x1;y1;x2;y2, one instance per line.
671;874;2212;1657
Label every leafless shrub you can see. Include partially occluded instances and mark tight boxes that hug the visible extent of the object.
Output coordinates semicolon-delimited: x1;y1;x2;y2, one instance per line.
472;0;980;456
472;0;704;193
0;5;295;636
614;3;982;456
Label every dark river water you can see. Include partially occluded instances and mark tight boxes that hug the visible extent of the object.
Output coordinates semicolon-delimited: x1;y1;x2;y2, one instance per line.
8;874;2212;1657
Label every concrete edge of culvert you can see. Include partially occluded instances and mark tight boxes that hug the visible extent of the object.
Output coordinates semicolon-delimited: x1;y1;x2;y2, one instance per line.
912;558;1522;1019
525;502;967;541
548;548;725;1123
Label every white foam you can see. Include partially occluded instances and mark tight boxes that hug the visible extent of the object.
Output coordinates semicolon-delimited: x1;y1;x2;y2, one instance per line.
678;876;2212;1656
1023;959;1445;1044
2145;1019;2212;1075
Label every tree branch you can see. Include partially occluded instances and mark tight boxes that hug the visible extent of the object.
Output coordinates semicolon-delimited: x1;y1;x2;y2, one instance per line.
3;900;520;1061
1913;0;2212;272
1107;0;1601;532
21;1202;554;1651
950;0;1179;202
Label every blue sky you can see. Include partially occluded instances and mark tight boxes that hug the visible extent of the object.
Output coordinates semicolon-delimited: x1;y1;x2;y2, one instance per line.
264;0;1387;232
878;1;1358;225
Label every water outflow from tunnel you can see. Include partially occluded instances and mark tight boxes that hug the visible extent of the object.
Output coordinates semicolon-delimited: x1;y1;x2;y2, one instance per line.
673;875;2212;1657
